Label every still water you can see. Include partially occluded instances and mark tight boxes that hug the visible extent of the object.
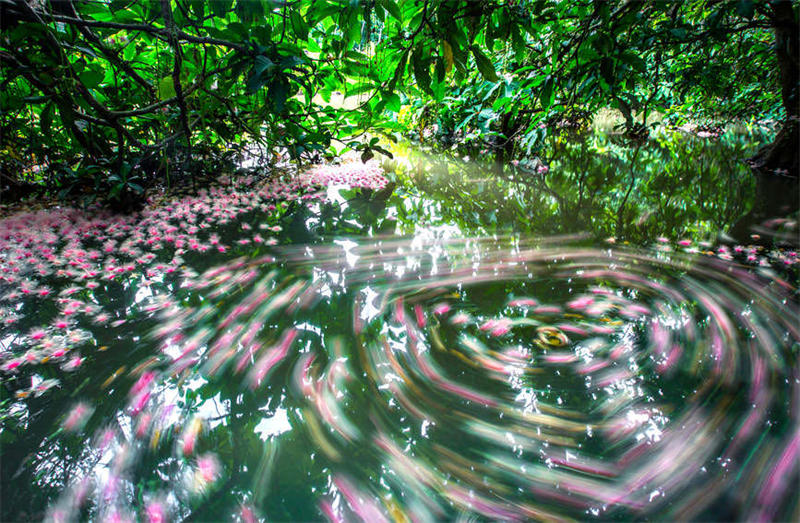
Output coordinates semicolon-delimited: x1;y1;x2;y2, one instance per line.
1;130;798;521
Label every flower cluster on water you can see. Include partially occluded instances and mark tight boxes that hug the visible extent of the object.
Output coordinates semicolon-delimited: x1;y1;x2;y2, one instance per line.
0;161;390;373
299;158;389;189
0;161;391;520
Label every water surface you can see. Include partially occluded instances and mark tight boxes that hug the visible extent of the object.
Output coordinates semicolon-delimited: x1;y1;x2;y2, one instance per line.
1;130;798;521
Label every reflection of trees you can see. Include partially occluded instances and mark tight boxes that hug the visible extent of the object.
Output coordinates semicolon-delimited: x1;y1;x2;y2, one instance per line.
394;131;764;242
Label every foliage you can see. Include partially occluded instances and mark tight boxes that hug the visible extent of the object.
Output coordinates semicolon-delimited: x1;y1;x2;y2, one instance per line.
0;0;796;205
396;0;789;155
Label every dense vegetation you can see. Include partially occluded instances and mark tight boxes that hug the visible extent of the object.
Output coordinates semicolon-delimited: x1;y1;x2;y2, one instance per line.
1;0;797;207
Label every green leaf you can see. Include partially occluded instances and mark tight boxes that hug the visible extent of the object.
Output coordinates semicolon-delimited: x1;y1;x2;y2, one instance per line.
235;0;264;23
268;77;289;113
189;0;205;18
383;92;401;112
381;0;402;21
669;27;687;40
290;10;309;40
430;76;446;101
442;40;454;73
511;28;526;58
471;46;498;82
372;145;393;159
246;72;264;92
227;22;249;38
455;112;476;132
387;49;409;91
109;0;134;13
280;55;303;70
539;75;554;108
412;48;432;96
210;0;233;17
254;55;275;76
361;148;374;163
158;77;176;100
434;57;445;83
306;37;321;53
347;82;378;97
79;66;105;88
619;52;646;73
123;43;137;62
251;26;272;45
205;27;236;41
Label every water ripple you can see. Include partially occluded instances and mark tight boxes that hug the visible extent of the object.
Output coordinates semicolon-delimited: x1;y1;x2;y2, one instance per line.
58;235;797;521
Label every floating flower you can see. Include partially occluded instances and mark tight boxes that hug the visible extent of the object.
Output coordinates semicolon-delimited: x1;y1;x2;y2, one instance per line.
63;402;93;432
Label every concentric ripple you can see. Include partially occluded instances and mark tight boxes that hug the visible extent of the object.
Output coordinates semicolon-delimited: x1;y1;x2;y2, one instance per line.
46;236;799;521
295;238;799;521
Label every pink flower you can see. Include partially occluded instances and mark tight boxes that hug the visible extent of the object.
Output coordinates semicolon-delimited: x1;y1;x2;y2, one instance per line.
3;360;21;371
240;505;257;523
63;402;92;432
414;305;426;328
480;319;497;331
490;320;512;337
508;298;537;307
145;501;166;523
479;318;512;336
432;303;451;315
131;371;155;396
130;391;150;415
451;312;470;325
136;413;152;438
65;355;84;370
567;296;594;310
196;453;220;484
182;417;202;456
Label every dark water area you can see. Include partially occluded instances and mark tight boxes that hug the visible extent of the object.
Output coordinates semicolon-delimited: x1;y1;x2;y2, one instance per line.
1;130;798;521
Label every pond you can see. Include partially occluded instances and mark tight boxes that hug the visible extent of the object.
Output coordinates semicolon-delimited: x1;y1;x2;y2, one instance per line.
1;129;798;521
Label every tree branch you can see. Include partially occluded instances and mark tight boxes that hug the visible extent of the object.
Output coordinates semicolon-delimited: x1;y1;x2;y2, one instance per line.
47;13;248;52
62;0;157;99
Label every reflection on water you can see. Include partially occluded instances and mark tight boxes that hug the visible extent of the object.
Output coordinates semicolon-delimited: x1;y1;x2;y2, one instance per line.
391;128;774;242
1;134;798;521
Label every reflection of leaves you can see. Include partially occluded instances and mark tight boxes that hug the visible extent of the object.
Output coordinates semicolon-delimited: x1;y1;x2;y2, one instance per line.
391;131;760;242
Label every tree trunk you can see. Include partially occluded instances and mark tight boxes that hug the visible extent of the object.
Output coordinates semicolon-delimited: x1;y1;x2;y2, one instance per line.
495;112;514;173
734;1;799;240
749;0;799;178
